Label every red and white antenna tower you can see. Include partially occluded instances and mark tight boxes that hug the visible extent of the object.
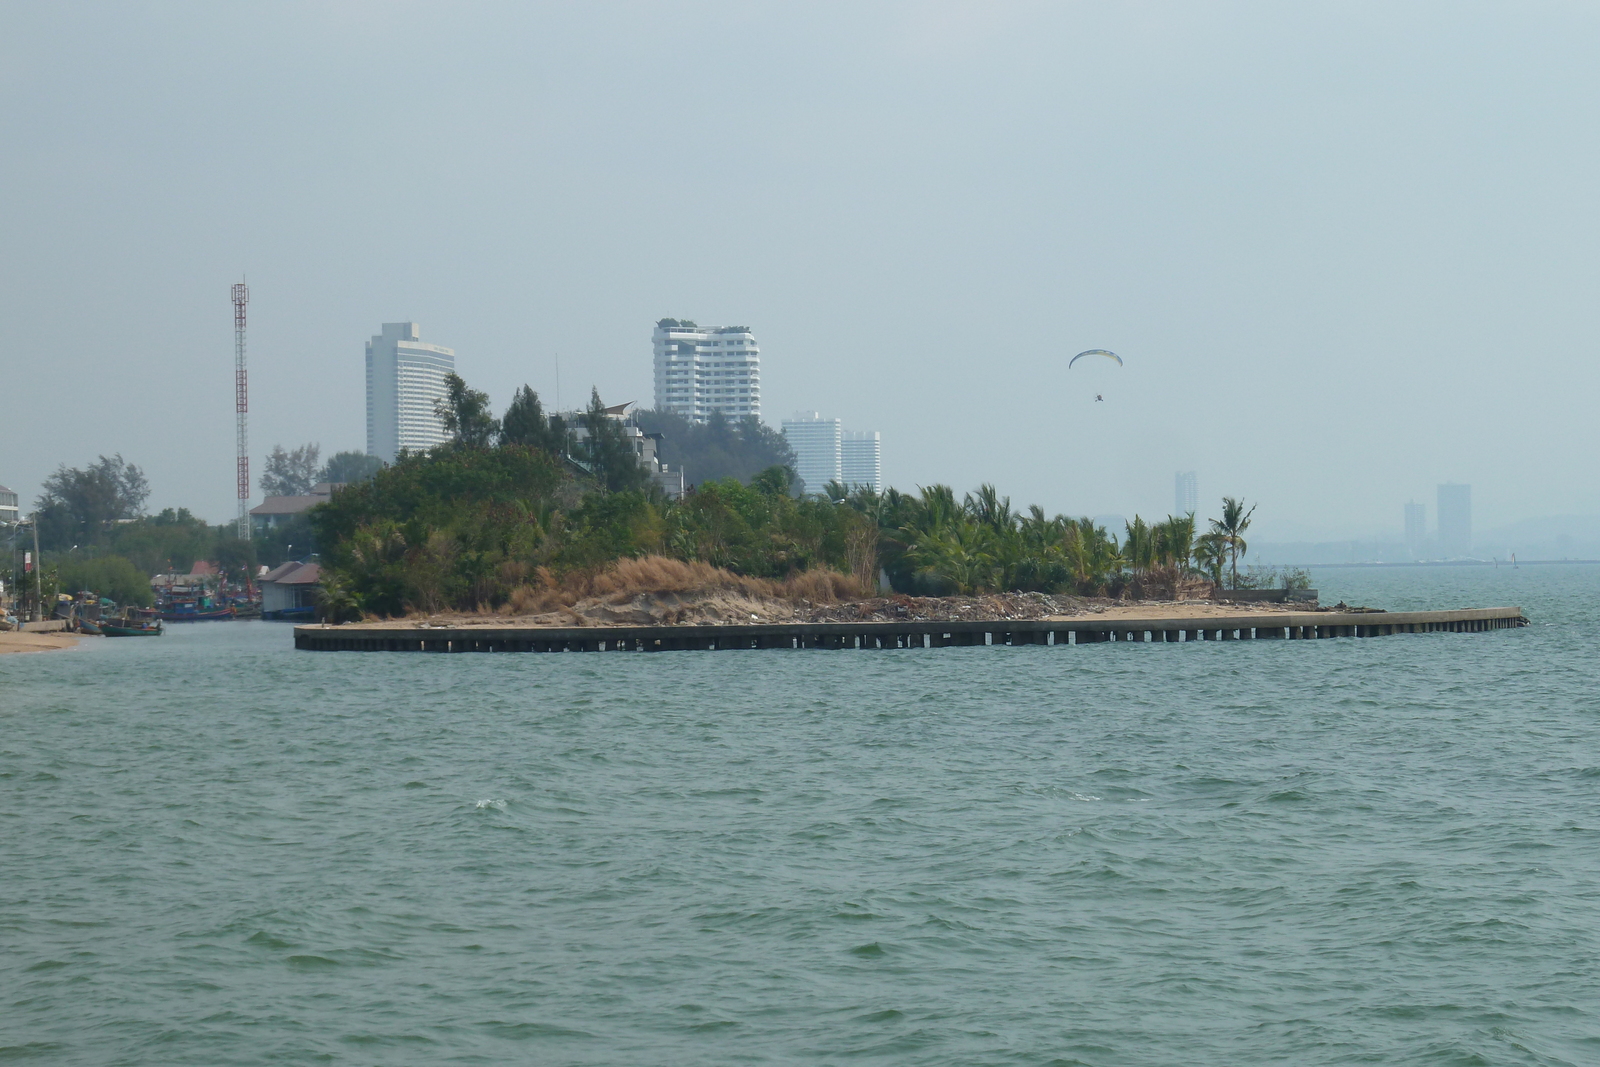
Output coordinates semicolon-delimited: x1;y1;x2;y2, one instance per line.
232;281;251;540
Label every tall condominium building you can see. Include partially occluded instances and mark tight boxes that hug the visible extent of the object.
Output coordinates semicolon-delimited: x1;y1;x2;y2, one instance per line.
366;323;455;463
781;413;842;494
842;432;882;493
1437;483;1472;557
0;483;18;525
1404;501;1426;555
652;319;761;422
1174;471;1198;515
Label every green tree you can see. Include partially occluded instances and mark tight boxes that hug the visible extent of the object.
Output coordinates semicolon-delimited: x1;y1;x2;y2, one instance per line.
56;555;154;607
500;385;569;454
1209;497;1257;589
261;443;321;496
434;373;500;448
633;408;797;488
34;454;149;549
107;508;222;574
317;451;384;485
1194;531;1228;590
577;389;651;494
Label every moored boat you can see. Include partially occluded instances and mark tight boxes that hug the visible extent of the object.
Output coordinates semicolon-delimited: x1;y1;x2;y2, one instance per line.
103;621;163;637
158;604;237;622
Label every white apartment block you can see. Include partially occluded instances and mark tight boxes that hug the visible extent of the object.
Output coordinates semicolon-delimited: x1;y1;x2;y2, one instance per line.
781;414;842;495
366;322;455;462
841;432;882;493
653;319;760;422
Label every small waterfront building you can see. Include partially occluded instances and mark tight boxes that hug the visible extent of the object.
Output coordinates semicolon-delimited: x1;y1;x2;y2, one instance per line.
367;322;456;462
259;561;321;619
563;403;685;500
249;483;344;532
652;320;761;423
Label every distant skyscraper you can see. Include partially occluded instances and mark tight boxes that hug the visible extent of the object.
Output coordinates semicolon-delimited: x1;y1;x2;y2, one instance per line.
781;413;842;494
652;320;761;423
841;431;882;492
1174;471;1198;515
366;323;455;463
1404;501;1426;555
1437;483;1472;557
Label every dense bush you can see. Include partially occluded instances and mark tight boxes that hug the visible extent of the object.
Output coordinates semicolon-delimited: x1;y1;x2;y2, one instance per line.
56;555;154;607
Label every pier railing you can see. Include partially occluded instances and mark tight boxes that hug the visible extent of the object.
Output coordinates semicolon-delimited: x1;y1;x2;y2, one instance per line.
294;607;1527;653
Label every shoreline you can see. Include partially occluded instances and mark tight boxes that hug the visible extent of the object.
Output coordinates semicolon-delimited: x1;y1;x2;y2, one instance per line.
0;631;81;655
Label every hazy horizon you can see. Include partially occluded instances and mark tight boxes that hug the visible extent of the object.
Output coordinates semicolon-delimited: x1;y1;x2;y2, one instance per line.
6;2;1600;544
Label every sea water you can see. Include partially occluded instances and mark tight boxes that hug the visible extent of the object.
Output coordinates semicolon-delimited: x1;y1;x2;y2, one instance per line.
3;565;1597;1066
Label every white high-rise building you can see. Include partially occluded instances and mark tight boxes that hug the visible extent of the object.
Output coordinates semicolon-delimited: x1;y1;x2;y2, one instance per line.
1174;471;1198;515
841;432;882;493
1404;501;1426;555
652;319;761;422
781;413;842;494
366;323;455;463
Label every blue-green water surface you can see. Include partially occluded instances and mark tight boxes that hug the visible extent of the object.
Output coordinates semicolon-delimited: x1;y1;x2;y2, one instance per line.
3;565;1597;1065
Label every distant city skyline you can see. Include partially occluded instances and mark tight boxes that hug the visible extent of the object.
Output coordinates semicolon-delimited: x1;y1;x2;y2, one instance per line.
8;5;1600;537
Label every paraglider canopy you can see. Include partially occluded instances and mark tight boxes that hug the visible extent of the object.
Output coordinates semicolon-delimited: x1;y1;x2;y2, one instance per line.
1069;349;1123;368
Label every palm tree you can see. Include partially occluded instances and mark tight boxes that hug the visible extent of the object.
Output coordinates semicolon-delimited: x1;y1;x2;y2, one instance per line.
1208;497;1256;589
964;484;1015;532
1193;531;1228;591
1158;513;1197;572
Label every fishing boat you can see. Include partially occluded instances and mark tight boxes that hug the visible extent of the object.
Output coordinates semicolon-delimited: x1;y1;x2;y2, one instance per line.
103;621;163;637
77;618;103;636
158;604;236;622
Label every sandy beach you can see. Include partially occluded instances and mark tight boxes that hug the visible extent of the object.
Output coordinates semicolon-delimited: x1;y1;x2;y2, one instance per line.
0;631;80;654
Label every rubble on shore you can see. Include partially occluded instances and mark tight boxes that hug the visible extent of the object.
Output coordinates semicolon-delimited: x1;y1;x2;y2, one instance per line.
371;588;1324;629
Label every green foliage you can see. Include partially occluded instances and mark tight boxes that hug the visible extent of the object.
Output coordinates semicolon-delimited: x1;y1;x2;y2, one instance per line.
315;571;363;624
576;389;653;494
105;509;217;575
34;454;150;549
499;385;569;453
318;451;383;486
56;555;153;607
434;373;500;448
306;371;1270;616
252;514;315;569
313;444;566;616
1209;496;1258;589
261;443;320;496
634;408;797;488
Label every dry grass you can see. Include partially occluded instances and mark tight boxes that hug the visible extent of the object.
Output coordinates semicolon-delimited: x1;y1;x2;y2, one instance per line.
502;555;866;615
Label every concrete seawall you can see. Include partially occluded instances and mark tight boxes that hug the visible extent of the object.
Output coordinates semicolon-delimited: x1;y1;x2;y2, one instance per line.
295;606;1527;653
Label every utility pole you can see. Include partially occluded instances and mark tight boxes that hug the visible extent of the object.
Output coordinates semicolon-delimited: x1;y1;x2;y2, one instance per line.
31;518;41;622
233;281;251;540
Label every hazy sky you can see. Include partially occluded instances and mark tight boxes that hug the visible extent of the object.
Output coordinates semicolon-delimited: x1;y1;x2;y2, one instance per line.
5;1;1599;541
